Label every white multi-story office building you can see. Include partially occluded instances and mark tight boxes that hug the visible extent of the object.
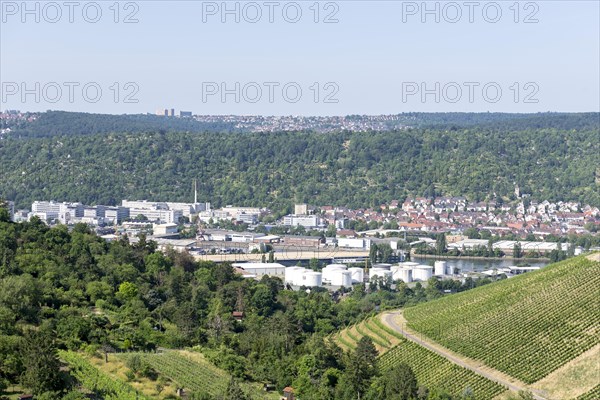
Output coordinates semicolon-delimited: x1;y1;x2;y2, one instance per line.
129;208;183;224
58;203;84;224
283;214;322;228
32;201;62;219
236;212;258;225
104;207;129;224
166;202;211;218
122;200;210;219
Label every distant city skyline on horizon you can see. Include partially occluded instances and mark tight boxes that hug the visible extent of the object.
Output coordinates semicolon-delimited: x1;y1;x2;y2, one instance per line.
3;109;599;117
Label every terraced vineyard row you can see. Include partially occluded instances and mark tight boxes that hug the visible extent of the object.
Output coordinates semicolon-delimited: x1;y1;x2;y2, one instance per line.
333;315;403;354
123;350;229;397
59;351;149;400
404;256;600;383
379;341;506;400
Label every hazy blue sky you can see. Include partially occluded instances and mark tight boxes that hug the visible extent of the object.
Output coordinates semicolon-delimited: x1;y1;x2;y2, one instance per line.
1;0;599;115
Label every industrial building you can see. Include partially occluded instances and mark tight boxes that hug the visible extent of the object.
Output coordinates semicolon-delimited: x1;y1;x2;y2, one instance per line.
200;230;265;243
491;240;573;255
337;237;371;250
282;235;324;247
154;223;178;236
232;262;286;279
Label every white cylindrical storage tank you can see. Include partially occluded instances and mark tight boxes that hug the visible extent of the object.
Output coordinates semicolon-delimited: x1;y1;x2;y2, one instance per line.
400;268;413;283
348;267;364;283
381;270;393;280
302;271;322;287
401;261;419;266
391;266;412;283
325;264;347;270
294;268;310;286
434;261;447;276
322;264;347;283
340;270;352;287
372;263;392;270
330;270;352;287
369;268;386;280
413;265;433;281
285;267;303;284
370;269;393;283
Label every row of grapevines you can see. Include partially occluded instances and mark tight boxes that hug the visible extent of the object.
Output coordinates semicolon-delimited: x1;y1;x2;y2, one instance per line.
355;322;389;349
59;351;149;400
379;341;505;400
363;319;392;346
404;257;600;383
576;384;600;400
370;315;406;341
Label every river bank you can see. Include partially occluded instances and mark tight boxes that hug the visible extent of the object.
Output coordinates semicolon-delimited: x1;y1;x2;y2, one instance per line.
411;253;550;262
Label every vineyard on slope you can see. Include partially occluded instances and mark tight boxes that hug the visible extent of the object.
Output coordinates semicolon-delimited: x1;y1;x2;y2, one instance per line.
334;315;403;354
379;339;506;399
59;351;150;400
121;350;229;397
333;316;505;398
403;256;600;383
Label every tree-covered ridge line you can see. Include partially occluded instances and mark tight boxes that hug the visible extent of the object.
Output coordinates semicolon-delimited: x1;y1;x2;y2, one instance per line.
2;110;598;138
1;124;599;210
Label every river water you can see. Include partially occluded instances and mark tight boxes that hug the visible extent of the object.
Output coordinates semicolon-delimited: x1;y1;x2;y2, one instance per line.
412;256;549;273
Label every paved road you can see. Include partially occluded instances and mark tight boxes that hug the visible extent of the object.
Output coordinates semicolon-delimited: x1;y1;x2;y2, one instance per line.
382;311;548;400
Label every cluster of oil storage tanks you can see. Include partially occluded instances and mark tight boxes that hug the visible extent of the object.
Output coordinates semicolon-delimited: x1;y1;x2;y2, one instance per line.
322;264;353;287
389;261;452;283
284;266;323;287
285;260;453;288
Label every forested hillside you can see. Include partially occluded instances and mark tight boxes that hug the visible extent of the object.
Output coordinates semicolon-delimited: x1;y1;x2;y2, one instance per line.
1;111;240;138
0;209;500;399
1;114;599;210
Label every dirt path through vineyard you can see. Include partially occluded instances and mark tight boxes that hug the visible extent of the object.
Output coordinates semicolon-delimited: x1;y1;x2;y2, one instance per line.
381;311;548;400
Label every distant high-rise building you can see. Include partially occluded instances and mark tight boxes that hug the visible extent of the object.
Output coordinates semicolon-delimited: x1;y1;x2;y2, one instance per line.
156;109;168;116
169;108;175;117
180;111;193;117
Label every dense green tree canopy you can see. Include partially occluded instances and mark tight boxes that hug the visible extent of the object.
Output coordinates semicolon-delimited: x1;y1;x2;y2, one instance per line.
1;113;598;210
